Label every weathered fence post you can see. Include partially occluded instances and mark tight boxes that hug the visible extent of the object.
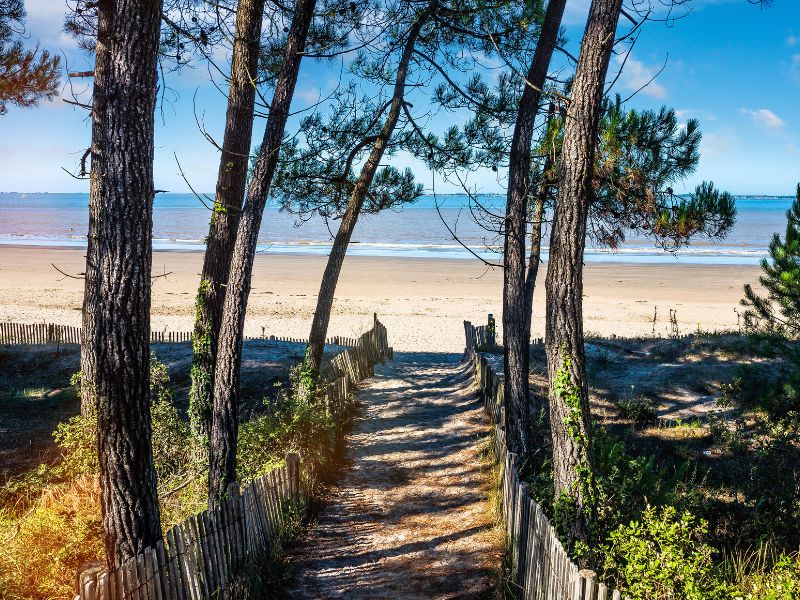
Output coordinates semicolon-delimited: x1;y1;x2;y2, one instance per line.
285;452;300;501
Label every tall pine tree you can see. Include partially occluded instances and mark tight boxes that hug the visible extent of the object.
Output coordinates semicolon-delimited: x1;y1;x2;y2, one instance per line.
742;184;800;337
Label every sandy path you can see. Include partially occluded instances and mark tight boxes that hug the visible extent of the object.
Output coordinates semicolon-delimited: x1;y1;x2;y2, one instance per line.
282;353;502;599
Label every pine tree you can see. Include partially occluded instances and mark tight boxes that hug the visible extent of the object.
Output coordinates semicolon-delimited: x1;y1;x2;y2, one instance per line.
274;0;549;376
189;0;267;442
0;0;60;116
742;184;800;338
83;0;164;570
544;0;623;549
208;0;319;507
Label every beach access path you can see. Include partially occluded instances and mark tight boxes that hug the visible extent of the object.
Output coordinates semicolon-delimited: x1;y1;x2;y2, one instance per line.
282;353;502;599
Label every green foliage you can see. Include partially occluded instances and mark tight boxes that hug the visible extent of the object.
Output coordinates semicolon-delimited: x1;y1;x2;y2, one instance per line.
190;279;214;437
238;364;336;485
742;433;800;548
271;82;425;218
553;353;587;449
593;96;736;250
53;413;98;478
732;551;800;599
551;352;597;549
602;505;731;599
718;355;800;428
617;396;657;424
0;0;61;116
742;184;800;338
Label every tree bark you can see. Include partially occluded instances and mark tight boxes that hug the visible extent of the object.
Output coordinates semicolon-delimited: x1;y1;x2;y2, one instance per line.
79;0;113;419
544;0;622;547
523;105;557;346
523;171;548;341
208;0;317;506
87;0;164;569
501;0;567;459
305;10;430;374
190;0;266;440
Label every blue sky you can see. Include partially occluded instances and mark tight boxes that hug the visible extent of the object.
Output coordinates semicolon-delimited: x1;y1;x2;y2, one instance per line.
0;0;797;195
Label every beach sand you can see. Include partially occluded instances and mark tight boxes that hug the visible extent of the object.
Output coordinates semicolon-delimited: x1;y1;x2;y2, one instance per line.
0;246;762;352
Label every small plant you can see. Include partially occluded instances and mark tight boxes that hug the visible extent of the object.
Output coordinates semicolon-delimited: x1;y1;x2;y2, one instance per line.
732;550;800;599
617;396;657;424
602;504;731;599
238;362;336;487
708;412;749;456
669;308;681;339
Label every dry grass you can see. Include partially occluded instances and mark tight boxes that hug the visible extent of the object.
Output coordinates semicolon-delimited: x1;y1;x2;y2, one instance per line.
0;474;104;600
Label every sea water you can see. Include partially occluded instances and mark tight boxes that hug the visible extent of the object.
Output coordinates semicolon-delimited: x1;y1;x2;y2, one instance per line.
0;192;792;265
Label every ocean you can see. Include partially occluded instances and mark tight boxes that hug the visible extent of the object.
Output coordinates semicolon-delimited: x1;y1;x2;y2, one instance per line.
0;192;792;265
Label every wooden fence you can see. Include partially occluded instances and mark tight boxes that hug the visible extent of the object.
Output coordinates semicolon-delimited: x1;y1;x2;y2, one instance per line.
322;315;391;423
0;321;81;345
464;321;626;600
76;316;391;600
78;457;301;600
0;321;359;347
463;321;542;355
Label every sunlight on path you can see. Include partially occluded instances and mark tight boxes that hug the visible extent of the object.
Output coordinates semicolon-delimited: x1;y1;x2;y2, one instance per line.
282;353;502;599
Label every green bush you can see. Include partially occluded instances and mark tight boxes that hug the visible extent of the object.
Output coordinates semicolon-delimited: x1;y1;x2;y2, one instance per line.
617;396;658;424
602;504;731;599
578;428;699;566
742;434;800;548
238;367;336;485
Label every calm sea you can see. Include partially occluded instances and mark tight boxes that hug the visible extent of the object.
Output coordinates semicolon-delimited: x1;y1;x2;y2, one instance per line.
0;192;792;265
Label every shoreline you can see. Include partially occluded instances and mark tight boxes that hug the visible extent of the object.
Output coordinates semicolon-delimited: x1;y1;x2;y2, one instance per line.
0;246;763;352
0;240;769;265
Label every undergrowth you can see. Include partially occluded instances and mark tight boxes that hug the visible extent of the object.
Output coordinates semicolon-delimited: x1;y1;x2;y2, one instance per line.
0;353;341;600
519;333;800;599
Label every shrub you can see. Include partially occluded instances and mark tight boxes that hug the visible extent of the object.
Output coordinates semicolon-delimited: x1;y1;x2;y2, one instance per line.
581;428;700;565
602;504;731;599
720;364;773;409
617;396;657;424
0;355;205;598
238;366;337;485
742;434;800;548
708;411;750;456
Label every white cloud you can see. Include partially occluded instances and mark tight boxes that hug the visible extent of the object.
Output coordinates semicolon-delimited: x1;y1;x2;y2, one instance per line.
562;0;590;26
786;142;800;155
21;0;75;49
700;128;740;158
738;108;786;131
788;35;798;47
611;53;667;99
675;108;714;121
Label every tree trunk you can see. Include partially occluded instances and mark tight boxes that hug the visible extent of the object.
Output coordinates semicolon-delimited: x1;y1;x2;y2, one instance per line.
502;0;567;459
544;0;622;548
208;0;317;506
305;10;430;374
190;0;266;440
79;0;112;419
523;173;548;341
523;105;557;346
88;0;164;569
